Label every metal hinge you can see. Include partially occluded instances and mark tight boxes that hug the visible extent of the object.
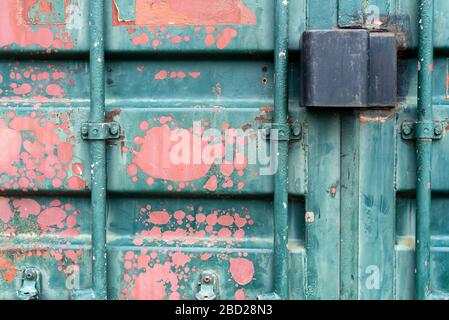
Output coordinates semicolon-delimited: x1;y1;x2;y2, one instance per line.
17;267;40;300
261;122;302;141
195;271;219;300
401;121;443;140
81;122;120;140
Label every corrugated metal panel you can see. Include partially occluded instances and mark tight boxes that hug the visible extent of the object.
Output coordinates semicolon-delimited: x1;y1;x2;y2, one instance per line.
0;0;448;300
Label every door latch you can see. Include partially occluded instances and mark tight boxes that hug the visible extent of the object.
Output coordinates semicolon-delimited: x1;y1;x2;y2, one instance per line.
17;267;41;300
195;271;219;300
261;123;302;141
81;122;120;140
401;121;443;140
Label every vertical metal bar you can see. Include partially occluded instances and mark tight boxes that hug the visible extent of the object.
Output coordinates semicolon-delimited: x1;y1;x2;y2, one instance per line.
273;0;289;299
416;0;434;300
89;0;107;300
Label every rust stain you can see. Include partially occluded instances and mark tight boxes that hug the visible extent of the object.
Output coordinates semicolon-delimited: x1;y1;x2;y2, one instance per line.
359;110;397;123
0;247;83;284
0;198;81;237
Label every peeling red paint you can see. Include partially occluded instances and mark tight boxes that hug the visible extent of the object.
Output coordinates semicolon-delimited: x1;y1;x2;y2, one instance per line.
114;0;256;26
0;253;17;283
0;110;85;191
113;0;255;49
121;250;184;300
0;197;81;237
148;210;171;225
0;247;83;284
229;257;254;285
129;124;212;183
154;70;201;80
215;28;238;49
124;119;250;192
235;288;247;300
0;0;74;49
0;63;75;102
132;205;253;247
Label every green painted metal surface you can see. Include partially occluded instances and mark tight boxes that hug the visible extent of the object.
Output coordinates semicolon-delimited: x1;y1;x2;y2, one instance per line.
0;0;448;300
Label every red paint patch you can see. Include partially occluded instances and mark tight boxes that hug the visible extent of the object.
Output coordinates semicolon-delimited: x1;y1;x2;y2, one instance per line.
0;0;73;49
148;211;171;225
0;112;83;191
229;258;254;285
1;197;81;237
132;33;150;45
0;197;14;223
132;0;256;26
38;207;66;229
235;288;247;300
131;124;212;183
204;175;218;192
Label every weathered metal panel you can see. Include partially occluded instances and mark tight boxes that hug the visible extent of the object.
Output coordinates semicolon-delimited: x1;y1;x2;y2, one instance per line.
0;0;448;301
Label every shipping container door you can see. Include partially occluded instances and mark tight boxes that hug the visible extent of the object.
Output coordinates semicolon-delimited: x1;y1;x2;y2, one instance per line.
0;0;448;300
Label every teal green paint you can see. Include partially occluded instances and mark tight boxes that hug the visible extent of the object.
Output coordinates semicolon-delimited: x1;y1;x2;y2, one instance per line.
338;0;365;27
415;0;434;300
304;0;340;301
273;0;289;300
2;0;449;301
358;111;396;299
89;0;108;300
305;112;341;300
340;111;360;300
307;0;338;29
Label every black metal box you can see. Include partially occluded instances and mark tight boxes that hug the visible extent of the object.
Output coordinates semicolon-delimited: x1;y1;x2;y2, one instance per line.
302;30;397;108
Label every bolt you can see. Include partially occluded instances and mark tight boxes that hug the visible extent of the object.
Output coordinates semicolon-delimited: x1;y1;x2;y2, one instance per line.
292;126;301;137
109;124;119;136
434;126;442;136
402;125;412;136
263;128;271;137
25;271;34;280
81;125;89;137
92;128;99;136
305;211;315;223
203;275;211;284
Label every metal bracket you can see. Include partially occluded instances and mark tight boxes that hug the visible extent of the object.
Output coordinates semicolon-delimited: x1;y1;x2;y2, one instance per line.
81;122;120;140
401;121;443;140
195;271;219;300
17;267;40;300
262;122;302;141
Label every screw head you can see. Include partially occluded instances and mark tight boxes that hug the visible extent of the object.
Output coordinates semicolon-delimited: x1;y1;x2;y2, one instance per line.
25;270;34;280
403;125;413;136
81;126;89;136
262;128;271;137
109;124;119;135
434;126;442;136
292;126;301;137
203;276;211;284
